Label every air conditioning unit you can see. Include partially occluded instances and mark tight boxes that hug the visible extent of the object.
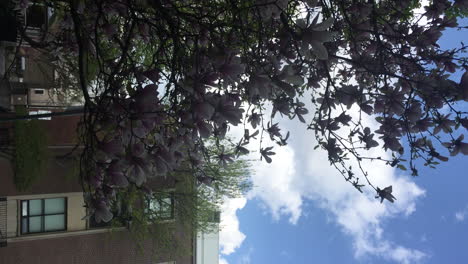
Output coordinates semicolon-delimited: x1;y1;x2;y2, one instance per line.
28;88;60;107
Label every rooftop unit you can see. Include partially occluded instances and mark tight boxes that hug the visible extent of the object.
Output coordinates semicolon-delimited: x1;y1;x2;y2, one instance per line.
27;87;60;107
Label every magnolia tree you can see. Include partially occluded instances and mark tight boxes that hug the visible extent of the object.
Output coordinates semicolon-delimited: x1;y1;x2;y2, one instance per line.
10;0;468;222
102;141;251;255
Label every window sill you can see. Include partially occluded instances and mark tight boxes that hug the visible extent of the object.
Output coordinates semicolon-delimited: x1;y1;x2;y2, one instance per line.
8;227;126;243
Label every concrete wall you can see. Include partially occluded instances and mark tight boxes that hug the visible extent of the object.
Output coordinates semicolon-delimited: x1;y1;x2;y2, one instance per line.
196;230;220;264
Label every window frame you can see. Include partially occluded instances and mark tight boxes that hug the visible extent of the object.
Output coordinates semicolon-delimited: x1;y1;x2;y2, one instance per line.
24;1;49;29
20;197;67;235
146;192;175;221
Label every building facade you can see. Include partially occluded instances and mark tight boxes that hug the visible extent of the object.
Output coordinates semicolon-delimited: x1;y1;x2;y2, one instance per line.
0;108;219;264
0;1;219;263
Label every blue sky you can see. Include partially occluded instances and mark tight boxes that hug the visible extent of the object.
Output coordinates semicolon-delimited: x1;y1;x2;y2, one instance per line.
222;154;468;264
219;15;468;264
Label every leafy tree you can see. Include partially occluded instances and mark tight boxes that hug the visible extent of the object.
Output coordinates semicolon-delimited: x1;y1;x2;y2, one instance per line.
4;0;468;220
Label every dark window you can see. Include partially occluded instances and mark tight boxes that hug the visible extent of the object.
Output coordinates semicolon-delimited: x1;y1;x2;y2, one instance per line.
0;1;18;42
210;211;221;223
26;4;47;28
20;198;67;234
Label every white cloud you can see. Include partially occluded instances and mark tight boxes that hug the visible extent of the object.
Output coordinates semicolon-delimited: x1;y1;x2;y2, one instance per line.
455;211;465;221
389;246;427;264
247;145;302;224
454;205;468;222
221;99;427;263
414;0;430;26
351;228;428;264
219;197;247;255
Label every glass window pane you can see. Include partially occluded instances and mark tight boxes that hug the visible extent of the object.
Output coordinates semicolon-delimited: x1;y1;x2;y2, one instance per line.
29;216;42;233
161;211;170;219
29;200;42;215
22;218;28;233
44;214;65;231
22;201;28;216
161;198;172;218
162;197;172;205
149;195;173;220
44;198;65;214
149;200;160;211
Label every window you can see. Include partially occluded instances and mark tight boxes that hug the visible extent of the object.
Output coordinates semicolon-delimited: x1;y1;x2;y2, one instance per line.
147;193;174;221
20;198;67;234
208;211;221;223
26;3;47;28
14;56;25;77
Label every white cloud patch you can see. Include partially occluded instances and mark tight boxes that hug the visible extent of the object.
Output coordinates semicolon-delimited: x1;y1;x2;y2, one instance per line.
388;246;428;264
455;211;465;221
219;257;229;264
219;197;247;255
247;145;302;224
454;204;468;222
249;107;426;263
352;230;428;264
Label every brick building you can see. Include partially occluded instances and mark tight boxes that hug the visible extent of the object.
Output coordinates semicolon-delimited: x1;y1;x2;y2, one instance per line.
0;1;219;263
0;113;212;263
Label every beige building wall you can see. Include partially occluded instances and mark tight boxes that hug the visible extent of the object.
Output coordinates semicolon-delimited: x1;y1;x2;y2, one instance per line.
6;199;17;238
66;193;87;231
